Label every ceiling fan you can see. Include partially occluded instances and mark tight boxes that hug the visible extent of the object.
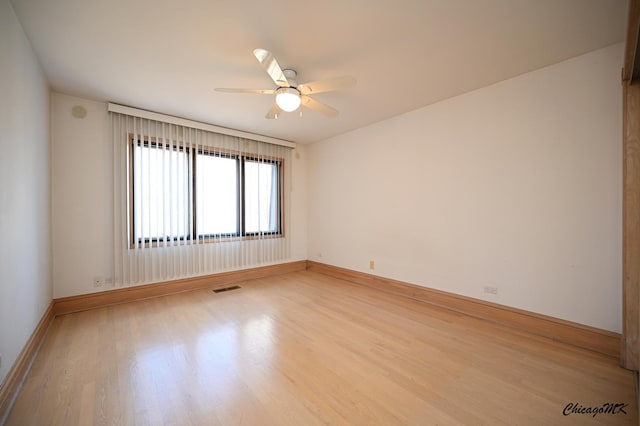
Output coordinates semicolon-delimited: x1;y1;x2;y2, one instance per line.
215;48;356;119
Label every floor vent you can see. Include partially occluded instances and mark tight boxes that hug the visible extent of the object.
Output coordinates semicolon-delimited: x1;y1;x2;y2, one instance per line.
212;285;241;294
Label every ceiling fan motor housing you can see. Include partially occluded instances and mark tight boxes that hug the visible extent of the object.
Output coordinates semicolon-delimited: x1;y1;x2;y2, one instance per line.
283;69;298;87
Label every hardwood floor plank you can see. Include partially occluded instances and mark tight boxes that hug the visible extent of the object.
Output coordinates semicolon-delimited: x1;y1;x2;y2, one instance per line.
5;271;637;425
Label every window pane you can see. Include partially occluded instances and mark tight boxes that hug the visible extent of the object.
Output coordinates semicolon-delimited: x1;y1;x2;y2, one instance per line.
133;143;189;242
197;153;238;236
245;160;280;234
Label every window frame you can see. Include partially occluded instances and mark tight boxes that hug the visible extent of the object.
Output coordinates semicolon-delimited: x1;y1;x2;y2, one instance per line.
195;148;242;240
241;155;283;238
128;136;284;248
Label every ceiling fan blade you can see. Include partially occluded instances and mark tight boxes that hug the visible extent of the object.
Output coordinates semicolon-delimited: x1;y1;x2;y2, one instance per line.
253;48;290;87
298;76;356;95
215;88;275;94
301;95;338;117
266;102;283;119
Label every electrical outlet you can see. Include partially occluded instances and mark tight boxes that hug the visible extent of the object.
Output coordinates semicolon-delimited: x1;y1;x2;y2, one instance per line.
483;286;498;295
93;277;103;287
369;260;375;270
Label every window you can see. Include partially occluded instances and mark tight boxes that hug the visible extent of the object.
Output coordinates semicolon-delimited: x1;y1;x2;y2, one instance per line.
196;152;238;237
131;139;282;246
132;141;191;243
244;159;280;234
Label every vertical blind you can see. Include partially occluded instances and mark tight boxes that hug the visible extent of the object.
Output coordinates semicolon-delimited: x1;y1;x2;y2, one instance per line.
111;111;292;287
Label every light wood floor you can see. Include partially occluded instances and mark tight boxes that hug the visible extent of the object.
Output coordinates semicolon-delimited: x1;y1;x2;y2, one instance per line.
6;271;637;425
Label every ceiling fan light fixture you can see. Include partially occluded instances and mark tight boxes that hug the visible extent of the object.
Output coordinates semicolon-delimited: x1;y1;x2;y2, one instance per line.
216;49;352;119
275;87;301;112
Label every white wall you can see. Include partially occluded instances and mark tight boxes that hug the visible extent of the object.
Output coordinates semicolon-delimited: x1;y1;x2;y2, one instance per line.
0;0;52;385
307;44;623;333
290;144;309;262
51;93;308;298
51;94;112;298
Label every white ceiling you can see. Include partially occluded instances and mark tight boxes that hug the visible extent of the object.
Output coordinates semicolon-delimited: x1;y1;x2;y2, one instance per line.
11;0;628;144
